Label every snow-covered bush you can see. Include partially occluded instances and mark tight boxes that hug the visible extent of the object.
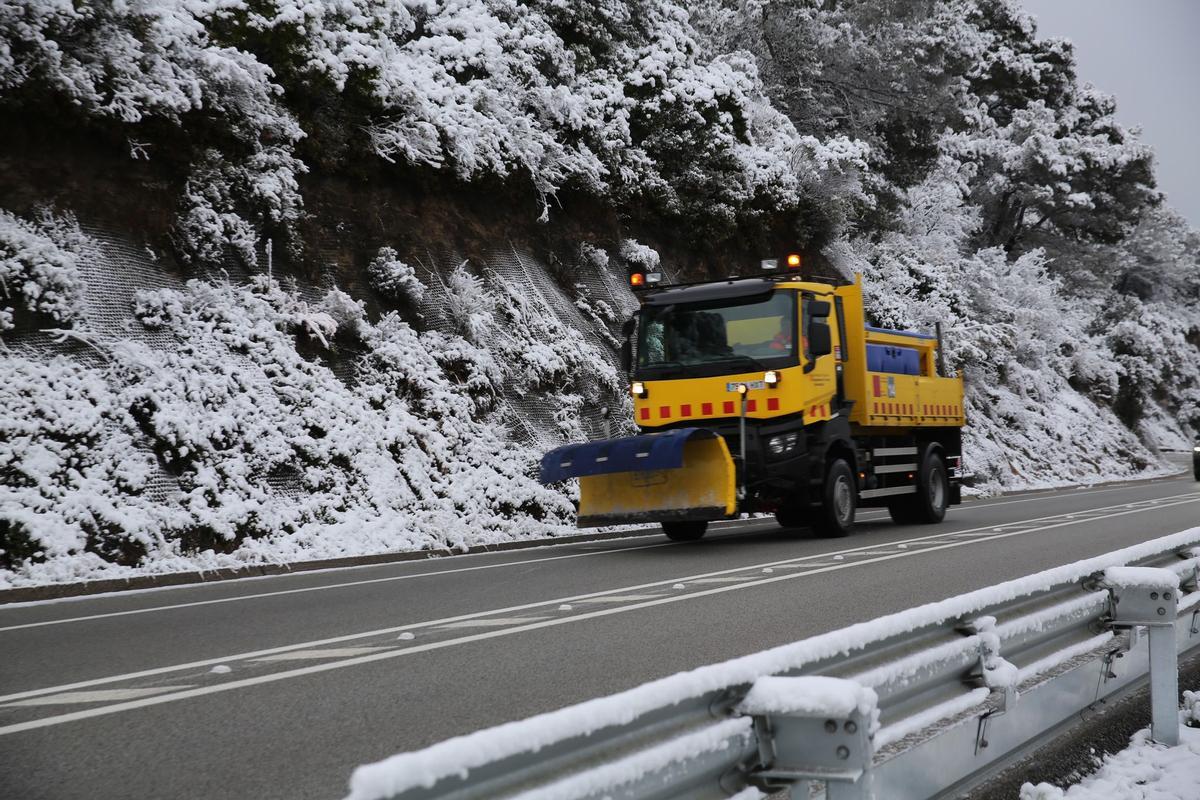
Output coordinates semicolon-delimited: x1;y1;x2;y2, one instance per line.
0;209;88;331
368;246;425;305
620;239;661;274
2;273;583;587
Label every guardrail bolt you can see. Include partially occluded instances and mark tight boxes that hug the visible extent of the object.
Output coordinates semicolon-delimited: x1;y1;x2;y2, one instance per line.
1151;592;1159;600
836;746;850;760
824;720;838;733
844;720;858;734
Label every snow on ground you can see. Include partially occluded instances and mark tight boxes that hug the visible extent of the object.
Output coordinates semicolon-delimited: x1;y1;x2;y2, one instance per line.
1020;691;1200;800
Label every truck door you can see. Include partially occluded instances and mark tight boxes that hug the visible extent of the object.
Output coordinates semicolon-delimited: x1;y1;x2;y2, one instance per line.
802;294;838;415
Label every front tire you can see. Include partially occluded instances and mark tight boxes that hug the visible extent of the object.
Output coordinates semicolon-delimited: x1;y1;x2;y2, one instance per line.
812;458;856;537
662;520;708;542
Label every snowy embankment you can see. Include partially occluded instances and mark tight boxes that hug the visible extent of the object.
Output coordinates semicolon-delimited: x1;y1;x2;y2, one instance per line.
2;213;633;589
1020;691;1200;800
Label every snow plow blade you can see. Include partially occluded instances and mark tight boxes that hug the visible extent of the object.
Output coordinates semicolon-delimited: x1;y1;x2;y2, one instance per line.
539;428;737;528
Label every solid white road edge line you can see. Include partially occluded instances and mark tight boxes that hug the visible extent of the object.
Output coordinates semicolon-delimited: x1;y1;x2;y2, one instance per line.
1;493;1196;720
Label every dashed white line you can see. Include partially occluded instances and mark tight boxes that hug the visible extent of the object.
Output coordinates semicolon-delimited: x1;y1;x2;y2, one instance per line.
4;687;194;707
252;647;390;662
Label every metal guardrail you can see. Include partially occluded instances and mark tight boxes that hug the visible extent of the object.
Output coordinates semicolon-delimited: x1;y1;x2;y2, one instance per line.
346;529;1200;800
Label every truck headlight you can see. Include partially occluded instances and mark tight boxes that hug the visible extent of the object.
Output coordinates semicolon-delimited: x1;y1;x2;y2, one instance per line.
631;381;647;398
767;432;800;457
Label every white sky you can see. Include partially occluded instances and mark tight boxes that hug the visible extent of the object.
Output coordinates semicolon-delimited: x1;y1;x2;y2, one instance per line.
1021;0;1200;227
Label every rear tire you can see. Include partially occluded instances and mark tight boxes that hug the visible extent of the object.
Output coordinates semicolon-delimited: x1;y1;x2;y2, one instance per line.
662;520;708;542
811;458;856;538
889;451;948;525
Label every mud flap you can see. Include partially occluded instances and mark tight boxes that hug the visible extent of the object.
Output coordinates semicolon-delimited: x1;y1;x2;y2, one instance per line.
540;428;737;528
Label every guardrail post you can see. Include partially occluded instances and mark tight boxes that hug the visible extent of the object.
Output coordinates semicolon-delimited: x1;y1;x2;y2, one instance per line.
1101;567;1181;746
739;676;876;799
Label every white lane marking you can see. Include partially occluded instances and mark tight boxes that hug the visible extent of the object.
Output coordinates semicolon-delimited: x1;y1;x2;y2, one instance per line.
2;479;1185;626
574;594;663;603
3;687;194;707
2;491;1196;713
252;647;390;662
3;495;1198;737
434;617;547;629
688;577;757;583
0;541;678;633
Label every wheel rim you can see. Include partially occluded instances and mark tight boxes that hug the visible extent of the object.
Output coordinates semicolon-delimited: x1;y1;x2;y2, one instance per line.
833;475;853;524
929;466;946;510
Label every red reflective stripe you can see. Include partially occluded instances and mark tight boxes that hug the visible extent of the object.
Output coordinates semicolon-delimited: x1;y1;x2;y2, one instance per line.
767;398;780;411
680;404;692;418
702;402;713;415
639;407;650;420
872;375;881;397
723;401;735;414
659;406;671;419
747;399;757;412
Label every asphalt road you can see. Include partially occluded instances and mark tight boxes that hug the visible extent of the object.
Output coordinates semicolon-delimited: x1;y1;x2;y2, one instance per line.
2;469;1198;800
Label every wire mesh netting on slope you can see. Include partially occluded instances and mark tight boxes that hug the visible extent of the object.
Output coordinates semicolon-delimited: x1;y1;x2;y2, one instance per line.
1;214;638;586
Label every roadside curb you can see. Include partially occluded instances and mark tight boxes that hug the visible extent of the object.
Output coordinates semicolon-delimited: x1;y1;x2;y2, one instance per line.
1;468;1189;605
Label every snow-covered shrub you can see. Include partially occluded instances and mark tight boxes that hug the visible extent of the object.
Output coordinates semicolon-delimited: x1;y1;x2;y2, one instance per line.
620;239;660;273
0;209;88;331
1;273;581;587
443;262;497;344
368;246;425;305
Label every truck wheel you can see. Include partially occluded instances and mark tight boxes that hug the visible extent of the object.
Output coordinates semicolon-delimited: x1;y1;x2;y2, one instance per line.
890;451;948;525
662;520;708;542
812;459;856;538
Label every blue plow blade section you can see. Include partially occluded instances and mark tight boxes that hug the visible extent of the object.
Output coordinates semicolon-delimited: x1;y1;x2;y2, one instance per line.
540;428;738;528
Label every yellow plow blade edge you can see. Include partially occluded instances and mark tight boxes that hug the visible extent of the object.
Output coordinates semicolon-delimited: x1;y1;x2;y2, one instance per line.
577;437;736;528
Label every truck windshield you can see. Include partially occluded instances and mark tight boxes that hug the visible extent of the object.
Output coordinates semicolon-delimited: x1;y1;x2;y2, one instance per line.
636;291;799;378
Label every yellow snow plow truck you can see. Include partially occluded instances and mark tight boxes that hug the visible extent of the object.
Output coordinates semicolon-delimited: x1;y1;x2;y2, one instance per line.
539;258;966;540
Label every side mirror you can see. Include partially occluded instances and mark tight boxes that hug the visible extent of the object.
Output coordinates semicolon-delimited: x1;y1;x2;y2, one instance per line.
620;338;633;374
809;300;832;318
621;317;636;338
808;320;832;357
